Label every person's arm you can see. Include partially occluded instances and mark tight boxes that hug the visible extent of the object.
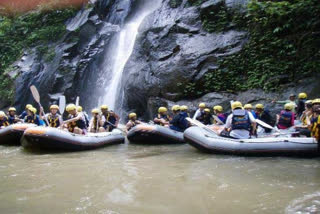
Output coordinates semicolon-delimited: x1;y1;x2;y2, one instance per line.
275;100;289;104
248;112;257;134
114;113;120;127
291;113;295;126
224;115;232;131
126;121;132;131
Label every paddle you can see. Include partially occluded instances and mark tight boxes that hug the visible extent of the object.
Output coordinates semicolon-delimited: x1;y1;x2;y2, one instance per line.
212;115;224;125
255;119;279;132
186;117;219;135
30;85;49;125
59;96;66;115
75;96;79;109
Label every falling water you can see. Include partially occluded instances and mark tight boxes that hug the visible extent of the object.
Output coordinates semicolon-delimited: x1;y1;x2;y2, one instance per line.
101;1;160;110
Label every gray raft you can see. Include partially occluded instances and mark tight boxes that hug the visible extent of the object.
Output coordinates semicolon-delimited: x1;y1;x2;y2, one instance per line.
184;126;319;156
127;124;185;144
0;123;37;145
21;127;125;151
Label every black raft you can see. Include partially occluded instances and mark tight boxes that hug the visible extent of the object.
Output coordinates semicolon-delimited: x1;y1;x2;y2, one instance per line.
127;124;185;144
184;126;319;156
0;124;37;145
21;127;125;151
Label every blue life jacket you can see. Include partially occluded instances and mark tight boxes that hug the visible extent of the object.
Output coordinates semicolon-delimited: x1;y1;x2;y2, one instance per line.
25;115;40;125
231;110;251;131
0;116;9;127
170;112;188;132
8;115;17;124
19;111;28;119
278;110;293;128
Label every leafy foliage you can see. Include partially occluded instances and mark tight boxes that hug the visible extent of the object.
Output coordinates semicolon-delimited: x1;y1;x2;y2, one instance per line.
0;8;78;102
181;0;320;98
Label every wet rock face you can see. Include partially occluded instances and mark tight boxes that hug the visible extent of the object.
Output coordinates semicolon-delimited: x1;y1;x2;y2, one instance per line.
11;0;133;113
120;0;248;118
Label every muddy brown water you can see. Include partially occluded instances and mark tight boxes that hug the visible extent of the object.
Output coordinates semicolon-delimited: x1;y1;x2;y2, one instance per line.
0;143;319;213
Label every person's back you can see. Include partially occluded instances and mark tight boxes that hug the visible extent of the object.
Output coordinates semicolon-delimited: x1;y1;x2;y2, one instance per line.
223;101;256;139
196;108;212;125
170;111;189;132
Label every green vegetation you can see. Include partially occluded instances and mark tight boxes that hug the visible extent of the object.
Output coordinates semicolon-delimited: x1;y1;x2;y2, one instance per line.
0;8;78;103
180;0;320;98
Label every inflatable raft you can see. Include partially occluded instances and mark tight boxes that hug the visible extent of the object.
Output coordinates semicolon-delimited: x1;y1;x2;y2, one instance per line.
21;127;125;151
184;126;319;156
0;123;37;145
127;124;185;144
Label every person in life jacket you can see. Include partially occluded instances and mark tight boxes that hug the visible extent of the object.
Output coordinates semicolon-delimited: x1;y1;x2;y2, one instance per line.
154;107;170;126
77;106;89;128
296;92;308;118
193;103;206;120
244;104;257;119
180;105;190;118
296;100;313;137
213;105;227;124
0;111;10;129
126;113;142;132
19;104;33;119
24;107;41;125
100;105;120;132
43;105;63;128
222;101;256;139
255;103;273;133
169;105;189;132
273;94;297;114
277;103;295;130
64;104;87;135
309;99;320;141
88;108;105;133
7;107;21;124
196;108;213;125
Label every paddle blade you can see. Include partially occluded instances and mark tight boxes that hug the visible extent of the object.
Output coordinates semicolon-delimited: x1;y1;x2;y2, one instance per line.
256;119;275;130
75;96;80;107
30;85;40;103
59;96;66;115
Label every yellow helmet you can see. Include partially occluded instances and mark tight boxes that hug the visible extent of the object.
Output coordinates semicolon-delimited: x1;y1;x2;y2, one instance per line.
29;107;37;114
298;93;307;99
213;105;223;112
26;104;32;109
91;108;100;114
77;106;83;112
0;111;5;117
244;104;253;109
312;99;320;105
172;105;180;111
231;101;243;110
66;104;76;112
50;105;59;110
199;103;206;108
284;103;293;111
100;105;108;110
255;104;264;109
8;107;16;112
158;107;168;113
180;105;188;111
129;112;137;119
204;108;210;113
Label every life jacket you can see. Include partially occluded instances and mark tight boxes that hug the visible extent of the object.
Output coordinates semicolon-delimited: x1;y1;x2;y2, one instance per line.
217;113;227;124
311;116;320;140
91;117;100;133
155;114;170;126
231;110;251;131
67;114;86;132
103;112;117;129
25;115;40;125
48;114;60;128
170;112;189;132
0;116;10;127
197;112;212;125
8;115;17;124
278;110;293;128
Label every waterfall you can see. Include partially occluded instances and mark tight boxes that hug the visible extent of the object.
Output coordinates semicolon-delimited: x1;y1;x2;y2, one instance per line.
100;0;161;111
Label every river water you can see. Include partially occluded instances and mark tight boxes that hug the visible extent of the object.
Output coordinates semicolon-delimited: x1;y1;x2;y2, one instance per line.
0;143;319;214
